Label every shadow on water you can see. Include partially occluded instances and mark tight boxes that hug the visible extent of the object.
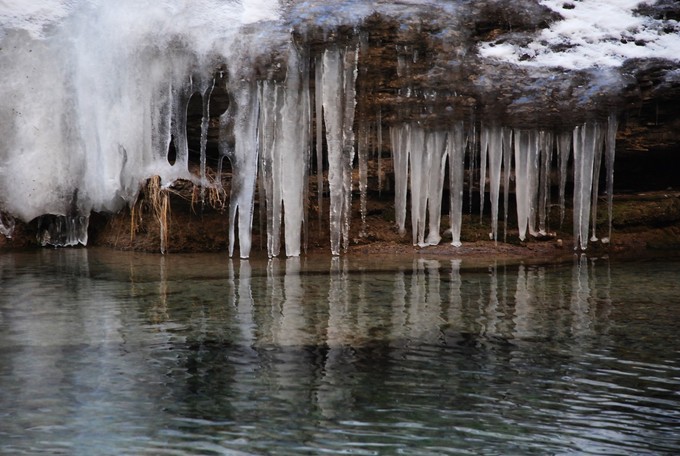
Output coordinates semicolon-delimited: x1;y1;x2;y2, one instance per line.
0;249;679;455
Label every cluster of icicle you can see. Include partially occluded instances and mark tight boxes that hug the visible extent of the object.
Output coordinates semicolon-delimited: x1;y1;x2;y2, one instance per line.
390;114;618;250
0;20;620;257
230;38;618;258
220;44;358;258
1;36;619;256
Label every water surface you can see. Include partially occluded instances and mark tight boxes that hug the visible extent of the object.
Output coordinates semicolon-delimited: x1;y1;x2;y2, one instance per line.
1;249;679;455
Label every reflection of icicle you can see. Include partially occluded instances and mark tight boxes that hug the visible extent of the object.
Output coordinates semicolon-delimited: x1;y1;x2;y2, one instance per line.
448;122;466;247
485;264;499;336
318;258;354;418
223;82;260;259
277;257;308;346
227;259;257;346
570;255;592;337
447;260;463;330
321;46;358;255
407;259;442;343
557;131;572;226
572;122;603;250
604;113;618;243
513;265;533;339
390;267;408;347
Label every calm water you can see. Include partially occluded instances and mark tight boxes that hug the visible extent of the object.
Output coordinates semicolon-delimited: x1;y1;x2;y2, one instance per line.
0;249;679;455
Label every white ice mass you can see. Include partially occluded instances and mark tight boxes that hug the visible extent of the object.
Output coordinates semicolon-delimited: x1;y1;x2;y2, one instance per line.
0;0;677;255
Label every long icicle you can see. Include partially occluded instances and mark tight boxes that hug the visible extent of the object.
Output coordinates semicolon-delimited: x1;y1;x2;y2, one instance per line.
391;124;410;236
449;122;466;247
315;54;324;234
486;124;503;243
502;127;513;243
605;113;618;243
557;131;572;227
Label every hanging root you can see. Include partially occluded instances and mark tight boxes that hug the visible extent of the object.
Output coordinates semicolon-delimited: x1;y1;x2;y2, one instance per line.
129;172;227;253
147;176;171;253
129;176;171;253
190;167;228;214
129;197;144;242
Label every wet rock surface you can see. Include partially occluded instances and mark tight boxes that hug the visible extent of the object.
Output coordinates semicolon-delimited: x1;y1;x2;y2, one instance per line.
1;0;679;258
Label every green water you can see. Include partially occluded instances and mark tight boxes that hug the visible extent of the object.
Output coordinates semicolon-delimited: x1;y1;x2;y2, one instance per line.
0;249;678;455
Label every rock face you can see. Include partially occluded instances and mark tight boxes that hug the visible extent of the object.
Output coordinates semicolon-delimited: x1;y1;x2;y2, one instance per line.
196;0;680;183
1;0;679;255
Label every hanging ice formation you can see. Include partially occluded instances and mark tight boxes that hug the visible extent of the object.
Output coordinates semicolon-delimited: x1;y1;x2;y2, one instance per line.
0;1;643;257
320;46;359;256
390;116;617;251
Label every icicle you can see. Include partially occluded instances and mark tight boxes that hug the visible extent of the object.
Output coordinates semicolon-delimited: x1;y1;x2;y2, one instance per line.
590;123;604;242
258;80;282;257
604;113;618;243
391;124;410;236
485;124;503;242
448;122;466;247
376;108;383;195
538;131;554;235
468;122;477;214
258;44;311;258
391;124;448;246
408;126;427;246
170;82;192;170
222;81;260;259
425;131;448;246
479;125;489;223
341;46;359;251
321;45;358;255
527;130;540;237
502;127;513;242
199;78;215;205
315;55;324;232
358;122;369;236
281;46;311;257
557;131;572;226
572;122;603;250
37;215;89;247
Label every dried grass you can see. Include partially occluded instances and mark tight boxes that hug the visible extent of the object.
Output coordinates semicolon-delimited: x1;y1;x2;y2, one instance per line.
128;172;227;253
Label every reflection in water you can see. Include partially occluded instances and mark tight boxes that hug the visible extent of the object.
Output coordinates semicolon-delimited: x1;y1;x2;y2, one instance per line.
0;251;678;455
